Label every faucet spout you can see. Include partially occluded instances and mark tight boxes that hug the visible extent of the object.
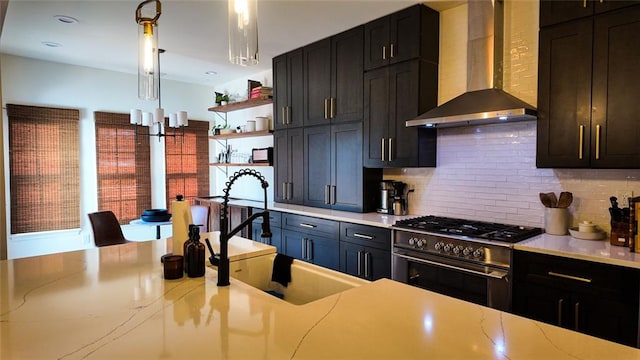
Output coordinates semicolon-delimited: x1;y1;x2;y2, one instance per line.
216;168;270;287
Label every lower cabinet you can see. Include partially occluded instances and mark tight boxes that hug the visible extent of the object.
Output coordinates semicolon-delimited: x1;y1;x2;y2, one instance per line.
512;250;640;347
339;222;391;280
282;230;339;270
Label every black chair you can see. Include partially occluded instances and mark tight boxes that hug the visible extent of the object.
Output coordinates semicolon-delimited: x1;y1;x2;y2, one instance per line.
88;211;130;247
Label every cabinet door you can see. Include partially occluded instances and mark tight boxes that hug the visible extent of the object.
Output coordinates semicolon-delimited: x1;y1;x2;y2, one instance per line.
389;4;421;65
273;130;288;202
364;16;389;71
303;125;331;209
331;26;364;124
389;60;420;167
536;19;593;168
273;53;288;130
282;230;305;261
339;241;364;278
363;67;389;167
331;122;363;212
308;235;339;271
273;49;303;130
366;246;391;280
339;242;390;280
304;38;332;127
591;7;640;168
539;0;594;27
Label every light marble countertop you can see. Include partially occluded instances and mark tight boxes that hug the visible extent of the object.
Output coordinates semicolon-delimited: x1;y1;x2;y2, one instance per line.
2;236;640;359
516;233;640;269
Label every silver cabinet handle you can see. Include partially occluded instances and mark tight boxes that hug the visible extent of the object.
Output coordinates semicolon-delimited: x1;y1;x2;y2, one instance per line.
287;182;292;201
300;223;316;229
354;233;374;240
357;251;363;276
548;271;592;283
364;252;370;279
282;182;288;200
306;239;313;260
331;185;336;205
381;138;386;161
578;125;584;160
574;302;580;331
324;185;330;204
324;98;329;120
330;97;335;119
282;107;286;125
390;43;395;58
286;106;290;125
302;238;307;259
388;137;393;162
382;45;386;60
558;298;564;326
595;124;601;160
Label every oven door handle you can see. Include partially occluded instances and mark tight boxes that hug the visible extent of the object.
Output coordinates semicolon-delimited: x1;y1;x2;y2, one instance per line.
393;253;508;280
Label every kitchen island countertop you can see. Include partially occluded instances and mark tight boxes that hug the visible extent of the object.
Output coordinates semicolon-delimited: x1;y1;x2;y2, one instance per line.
2;237;639;359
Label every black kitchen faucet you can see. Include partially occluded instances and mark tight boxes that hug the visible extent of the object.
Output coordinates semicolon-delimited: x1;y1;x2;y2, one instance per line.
204;168;272;286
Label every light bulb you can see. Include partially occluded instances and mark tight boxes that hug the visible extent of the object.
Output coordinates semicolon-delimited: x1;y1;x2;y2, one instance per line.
143;23;154;75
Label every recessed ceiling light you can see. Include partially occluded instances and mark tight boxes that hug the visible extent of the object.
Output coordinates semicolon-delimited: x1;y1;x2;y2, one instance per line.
54;15;79;24
41;41;62;48
205;71;217;75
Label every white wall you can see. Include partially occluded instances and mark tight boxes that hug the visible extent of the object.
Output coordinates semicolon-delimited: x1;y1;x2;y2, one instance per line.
385;1;640;231
2;54;216;258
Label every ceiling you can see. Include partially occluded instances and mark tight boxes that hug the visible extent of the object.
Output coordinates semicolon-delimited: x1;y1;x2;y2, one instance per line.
0;0;462;87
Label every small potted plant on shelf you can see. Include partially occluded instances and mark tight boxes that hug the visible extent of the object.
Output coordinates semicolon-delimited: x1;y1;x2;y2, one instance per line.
220;94;230;105
212;123;231;135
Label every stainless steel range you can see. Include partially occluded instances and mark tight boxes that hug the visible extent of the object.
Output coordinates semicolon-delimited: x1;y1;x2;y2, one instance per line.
392;215;542;311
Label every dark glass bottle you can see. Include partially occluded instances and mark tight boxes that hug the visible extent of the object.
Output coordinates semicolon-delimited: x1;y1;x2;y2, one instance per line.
184;224;206;277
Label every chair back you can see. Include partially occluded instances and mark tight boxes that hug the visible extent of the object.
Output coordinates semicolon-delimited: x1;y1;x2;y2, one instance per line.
191;205;209;233
88;211;129;247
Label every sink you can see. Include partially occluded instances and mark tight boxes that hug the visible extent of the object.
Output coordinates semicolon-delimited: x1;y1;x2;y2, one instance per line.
228;253;370;305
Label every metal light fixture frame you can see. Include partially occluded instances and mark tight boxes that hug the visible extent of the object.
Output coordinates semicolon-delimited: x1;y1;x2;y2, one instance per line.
136;0;162;100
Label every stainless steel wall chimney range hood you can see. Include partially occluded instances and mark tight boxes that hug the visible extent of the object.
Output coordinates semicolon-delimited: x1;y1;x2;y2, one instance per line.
407;0;536;128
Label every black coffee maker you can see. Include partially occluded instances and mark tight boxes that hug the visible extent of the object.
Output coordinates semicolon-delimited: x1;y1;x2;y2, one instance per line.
377;180;410;215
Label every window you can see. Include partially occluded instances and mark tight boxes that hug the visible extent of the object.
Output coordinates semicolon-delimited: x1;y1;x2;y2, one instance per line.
94;112;151;224
165;120;210;209
7;104;80;234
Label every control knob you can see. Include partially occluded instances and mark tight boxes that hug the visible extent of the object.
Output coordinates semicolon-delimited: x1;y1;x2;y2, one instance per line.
434;242;445;251
473;248;485;259
462;246;474;256
416;239;425;248
408;237;416;246
453;245;464;255
443;243;454;253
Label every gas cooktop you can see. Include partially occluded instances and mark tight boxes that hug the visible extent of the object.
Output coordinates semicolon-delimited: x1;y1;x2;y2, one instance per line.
394;215;542;243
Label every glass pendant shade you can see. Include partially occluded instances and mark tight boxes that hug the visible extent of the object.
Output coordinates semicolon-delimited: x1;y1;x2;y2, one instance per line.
228;0;259;66
138;21;159;100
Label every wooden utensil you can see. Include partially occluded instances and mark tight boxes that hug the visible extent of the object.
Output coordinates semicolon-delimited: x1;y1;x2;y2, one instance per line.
557;192;573;208
539;192;557;208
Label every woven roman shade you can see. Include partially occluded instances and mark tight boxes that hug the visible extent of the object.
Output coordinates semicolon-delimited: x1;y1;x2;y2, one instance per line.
7;104;80;234
165;120;210;209
94;112;151;224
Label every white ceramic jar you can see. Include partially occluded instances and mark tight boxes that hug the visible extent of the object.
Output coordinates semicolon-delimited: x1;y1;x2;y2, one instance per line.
246;120;256;132
255;116;269;131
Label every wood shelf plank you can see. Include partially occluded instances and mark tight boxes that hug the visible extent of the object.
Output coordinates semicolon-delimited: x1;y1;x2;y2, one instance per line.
208;98;272;113
209;130;273;140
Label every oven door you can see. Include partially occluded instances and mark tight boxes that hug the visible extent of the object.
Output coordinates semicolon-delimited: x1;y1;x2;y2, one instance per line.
392;249;511;311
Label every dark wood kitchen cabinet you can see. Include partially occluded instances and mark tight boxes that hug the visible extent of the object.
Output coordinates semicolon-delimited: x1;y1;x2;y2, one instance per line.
339;222;391;280
537;4;640;168
303;26;363;127
281;213;340;270
273;48;303;130
304;122;380;212
364;60;437;168
273;128;304;204
539;0;639;27
364;4;439;71
512;250;640;347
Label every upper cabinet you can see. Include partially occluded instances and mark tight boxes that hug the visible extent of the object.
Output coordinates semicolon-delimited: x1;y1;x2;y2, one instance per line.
273;48;303;129
539;0;639;27
537;3;640;168
303;26;364;127
364;4;439;71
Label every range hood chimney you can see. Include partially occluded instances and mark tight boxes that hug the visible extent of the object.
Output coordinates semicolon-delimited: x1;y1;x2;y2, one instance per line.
407;0;536;128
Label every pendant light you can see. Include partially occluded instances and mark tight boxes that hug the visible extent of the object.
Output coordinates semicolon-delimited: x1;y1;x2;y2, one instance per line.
136;0;162;100
228;0;259;66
